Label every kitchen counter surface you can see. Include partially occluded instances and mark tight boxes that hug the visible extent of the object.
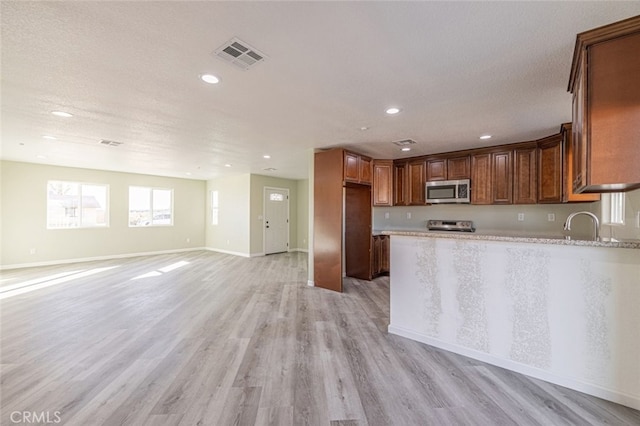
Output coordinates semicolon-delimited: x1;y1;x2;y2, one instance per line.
380;229;640;249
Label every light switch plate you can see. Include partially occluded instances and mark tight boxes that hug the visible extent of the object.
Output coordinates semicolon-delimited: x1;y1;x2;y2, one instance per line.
406;212;412;219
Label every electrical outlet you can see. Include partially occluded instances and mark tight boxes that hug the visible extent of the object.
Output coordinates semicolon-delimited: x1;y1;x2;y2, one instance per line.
517;213;525;221
29;248;36;255
384;212;390;219
406;212;412;220
186;238;190;243
547;213;555;222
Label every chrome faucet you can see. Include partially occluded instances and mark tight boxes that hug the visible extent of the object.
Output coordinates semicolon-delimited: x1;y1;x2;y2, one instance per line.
563;211;600;241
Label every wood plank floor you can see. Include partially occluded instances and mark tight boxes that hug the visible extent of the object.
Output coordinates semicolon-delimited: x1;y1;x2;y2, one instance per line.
1;250;638;425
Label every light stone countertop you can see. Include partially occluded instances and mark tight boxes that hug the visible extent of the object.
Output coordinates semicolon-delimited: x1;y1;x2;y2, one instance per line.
380;229;640;249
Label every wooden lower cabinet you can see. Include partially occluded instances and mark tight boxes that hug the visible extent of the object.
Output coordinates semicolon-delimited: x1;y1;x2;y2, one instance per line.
372;235;390;277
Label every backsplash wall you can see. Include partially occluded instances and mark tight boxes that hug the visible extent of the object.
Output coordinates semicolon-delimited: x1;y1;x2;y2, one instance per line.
373;202;599;239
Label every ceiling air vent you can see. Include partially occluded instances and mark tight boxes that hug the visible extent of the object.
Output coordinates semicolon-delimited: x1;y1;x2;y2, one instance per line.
213;37;266;70
392;139;417;147
100;139;123;147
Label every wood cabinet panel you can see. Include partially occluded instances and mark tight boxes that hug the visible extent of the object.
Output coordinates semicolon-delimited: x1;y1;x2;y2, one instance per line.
447;156;471;180
408;159;426;205
492;151;512;204
344;151;360;183
359;155;373;185
426;159;447;181
569;17;640;192
371;235;390;277
372;160;393;206
513;145;537;204
561;123;600;202
393;161;408;206
471;153;492;205
313;149;345;292
537;134;563;203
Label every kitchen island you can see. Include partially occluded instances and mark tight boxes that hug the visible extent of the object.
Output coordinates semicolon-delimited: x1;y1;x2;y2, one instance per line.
384;230;640;410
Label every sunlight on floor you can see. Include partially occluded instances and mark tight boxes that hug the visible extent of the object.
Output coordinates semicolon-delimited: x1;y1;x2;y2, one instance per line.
0;266;120;300
131;261;190;280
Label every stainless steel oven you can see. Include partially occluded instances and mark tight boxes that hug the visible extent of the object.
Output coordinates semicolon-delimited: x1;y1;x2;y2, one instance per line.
425;179;470;204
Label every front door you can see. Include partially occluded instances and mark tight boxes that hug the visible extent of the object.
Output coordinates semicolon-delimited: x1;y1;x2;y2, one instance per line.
264;187;289;255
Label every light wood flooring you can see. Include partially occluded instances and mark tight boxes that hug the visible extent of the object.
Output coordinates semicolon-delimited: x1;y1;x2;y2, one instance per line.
1;250;638;425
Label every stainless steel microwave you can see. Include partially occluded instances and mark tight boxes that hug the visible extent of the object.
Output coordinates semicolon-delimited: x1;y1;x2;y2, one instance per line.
425;179;470;204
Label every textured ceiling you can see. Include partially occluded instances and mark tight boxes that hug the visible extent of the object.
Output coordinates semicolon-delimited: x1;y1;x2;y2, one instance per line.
2;2;639;180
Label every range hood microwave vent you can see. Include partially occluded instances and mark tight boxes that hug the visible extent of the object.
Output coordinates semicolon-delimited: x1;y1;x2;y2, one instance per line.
214;37;266;70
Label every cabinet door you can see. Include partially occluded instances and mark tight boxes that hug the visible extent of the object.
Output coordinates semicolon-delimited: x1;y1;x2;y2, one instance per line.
538;135;563;203
447;156;471;180
359;155;373;185
393;162;408;206
380;235;390;274
344;151;360;183
407;159;426;205
561;124;600;202
426;159;447;181
492;151;512;204
373;160;393;206
513;146;537;204
372;236;381;276
471;153;492;205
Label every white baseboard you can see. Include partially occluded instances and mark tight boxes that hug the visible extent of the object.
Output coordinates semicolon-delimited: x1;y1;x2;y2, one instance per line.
205;247;251;258
0;247;207;271
387;325;640;411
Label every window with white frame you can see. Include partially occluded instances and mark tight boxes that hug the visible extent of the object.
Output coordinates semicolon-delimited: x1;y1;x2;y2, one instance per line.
601;192;625;225
47;180;109;229
129;186;173;227
211;190;219;225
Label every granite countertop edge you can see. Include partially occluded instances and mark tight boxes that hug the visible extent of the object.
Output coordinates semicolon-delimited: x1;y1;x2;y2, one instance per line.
380;230;640;249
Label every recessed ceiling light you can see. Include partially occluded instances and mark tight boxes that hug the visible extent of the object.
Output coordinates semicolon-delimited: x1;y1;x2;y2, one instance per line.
385;107;401;115
185;172;192;176
42;135;57;140
360;126;369;131
401;147;411;152
224;164;232;167
263;154;271;159
37;155;47;159
51;111;73;118
201;74;220;84
480;134;492;140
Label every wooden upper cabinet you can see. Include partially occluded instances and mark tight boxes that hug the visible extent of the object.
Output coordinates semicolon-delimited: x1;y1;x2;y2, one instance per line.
537;134;563;204
568;16;640;192
407;159;427;205
447;156;471;180
513;145;537;204
426;159;447;181
372;160;393;206
491;151;512;204
343;151;372;185
561;123;600;202
471;153;492;205
393;161;408;206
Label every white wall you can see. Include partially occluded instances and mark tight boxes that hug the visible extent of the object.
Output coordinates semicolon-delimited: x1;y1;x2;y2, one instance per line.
0;161;206;268
206;174;251;256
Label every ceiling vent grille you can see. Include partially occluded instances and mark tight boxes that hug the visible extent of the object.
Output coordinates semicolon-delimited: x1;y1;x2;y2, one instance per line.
213;37;266;70
392;139;417;147
100;139;123;147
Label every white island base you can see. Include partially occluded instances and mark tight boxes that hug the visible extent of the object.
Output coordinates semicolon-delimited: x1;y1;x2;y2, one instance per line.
387;233;640;410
